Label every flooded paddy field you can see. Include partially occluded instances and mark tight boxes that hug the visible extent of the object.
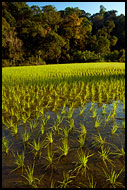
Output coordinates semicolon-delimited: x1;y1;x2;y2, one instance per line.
2;63;125;188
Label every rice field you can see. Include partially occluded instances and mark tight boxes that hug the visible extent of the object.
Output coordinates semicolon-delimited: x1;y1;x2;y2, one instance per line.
2;63;125;188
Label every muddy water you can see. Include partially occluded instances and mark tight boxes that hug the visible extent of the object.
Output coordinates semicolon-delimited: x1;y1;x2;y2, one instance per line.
2;80;125;188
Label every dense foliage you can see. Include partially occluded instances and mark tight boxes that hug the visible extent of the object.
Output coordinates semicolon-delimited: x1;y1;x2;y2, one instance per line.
2;2;125;66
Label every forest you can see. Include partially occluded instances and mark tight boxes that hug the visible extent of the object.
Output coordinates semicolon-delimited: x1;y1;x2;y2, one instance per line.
2;2;125;67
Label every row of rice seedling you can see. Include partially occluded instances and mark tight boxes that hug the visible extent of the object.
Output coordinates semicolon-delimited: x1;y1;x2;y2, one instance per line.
2;63;125;86
2;115;125;188
2;97;125;187
2;63;125;188
2;78;125;127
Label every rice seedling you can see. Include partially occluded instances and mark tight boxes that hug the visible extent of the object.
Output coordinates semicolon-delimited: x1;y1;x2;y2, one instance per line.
98;92;102;104
11;123;18;136
111;110;117;120
79;104;87;115
78;134;86;148
42;115;50;126
102;167;124;188
45;130;53;146
77;124;87;148
22;114;28;125
57;170;76;188
98;146;114;168
57;137;69;159
105;112;112;124
80;123;87;136
68;119;75;131
112;145;125;159
111;123;118;135
79;175;96;188
6;118;14;129
2;136;12;154
42;145;56;175
22;129;31;144
112;101;118;112
86;176;96;188
89;102;95;112
40;123;45;135
63;127;69;138
52;122;61;135
67;108;74;120
11;151;25;173
74;149;94;176
61;103;66;115
35;112;40;121
35;105;40;113
21;162;41;188
10;107;15;116
94;116;102;128
39;107;44;117
91;108;97;119
29;120;38;131
50;179;56;188
111;102;118;120
15;112;21;122
102;104;107;115
28;136;45;158
92;131;106;149
46;145;54;168
52;114;63;134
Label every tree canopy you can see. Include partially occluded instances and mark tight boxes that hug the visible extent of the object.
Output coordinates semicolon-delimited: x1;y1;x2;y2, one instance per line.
2;2;125;66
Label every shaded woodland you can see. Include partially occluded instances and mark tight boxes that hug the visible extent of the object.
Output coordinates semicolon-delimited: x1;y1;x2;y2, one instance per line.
2;2;125;66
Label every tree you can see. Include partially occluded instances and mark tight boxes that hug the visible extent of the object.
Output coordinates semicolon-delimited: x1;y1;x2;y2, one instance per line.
110;36;118;48
2;2;125;66
41;31;65;64
41;5;62;32
119;49;125;62
2;17;23;65
31;5;41;15
100;5;106;16
95;36;110;54
64;7;81;17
